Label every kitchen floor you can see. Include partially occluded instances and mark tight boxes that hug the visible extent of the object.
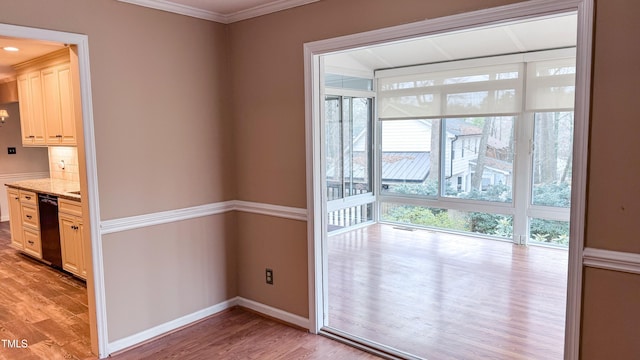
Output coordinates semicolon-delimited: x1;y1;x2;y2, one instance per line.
0;221;94;360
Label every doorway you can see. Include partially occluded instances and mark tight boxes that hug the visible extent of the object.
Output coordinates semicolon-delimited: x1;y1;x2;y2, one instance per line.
0;24;102;357
305;1;593;359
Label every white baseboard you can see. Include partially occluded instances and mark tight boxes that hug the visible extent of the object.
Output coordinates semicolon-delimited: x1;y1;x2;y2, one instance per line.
107;297;238;355
237;297;310;329
106;296;310;356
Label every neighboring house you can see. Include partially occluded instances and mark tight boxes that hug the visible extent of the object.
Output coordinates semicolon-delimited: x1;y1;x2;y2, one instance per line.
329;118;513;195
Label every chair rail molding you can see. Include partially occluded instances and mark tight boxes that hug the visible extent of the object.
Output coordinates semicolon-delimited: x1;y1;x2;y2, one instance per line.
583;248;640;275
100;200;307;235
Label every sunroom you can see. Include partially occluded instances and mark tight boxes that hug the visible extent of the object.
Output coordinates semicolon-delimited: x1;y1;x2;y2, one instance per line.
314;11;580;359
322;13;576;248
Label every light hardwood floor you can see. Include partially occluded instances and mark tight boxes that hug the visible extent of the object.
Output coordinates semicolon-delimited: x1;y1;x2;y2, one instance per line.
327;224;568;359
2;218;568;359
0;223;378;360
0;221;93;360
109;307;380;360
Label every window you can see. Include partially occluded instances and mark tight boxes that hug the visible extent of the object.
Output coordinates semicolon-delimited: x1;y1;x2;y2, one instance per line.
375;51;575;245
531;112;573;208
443;117;514;203
380;119;439;197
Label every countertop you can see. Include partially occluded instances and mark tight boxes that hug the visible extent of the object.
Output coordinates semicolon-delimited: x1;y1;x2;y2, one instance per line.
5;178;81;201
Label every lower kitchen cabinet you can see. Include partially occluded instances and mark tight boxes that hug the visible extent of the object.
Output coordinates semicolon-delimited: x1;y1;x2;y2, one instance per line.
22;226;42;259
7;188;24;250
58;198;86;279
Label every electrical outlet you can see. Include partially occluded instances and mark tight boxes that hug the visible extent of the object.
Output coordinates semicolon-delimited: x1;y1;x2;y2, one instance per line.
265;268;274;285
7;147;16;155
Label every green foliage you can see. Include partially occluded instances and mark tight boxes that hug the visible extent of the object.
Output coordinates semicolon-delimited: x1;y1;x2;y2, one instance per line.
386;179;438;197
532;182;571;207
385;182;513;238
529;218;570;246
383;205;469;231
384;182;570;244
457;183;512;203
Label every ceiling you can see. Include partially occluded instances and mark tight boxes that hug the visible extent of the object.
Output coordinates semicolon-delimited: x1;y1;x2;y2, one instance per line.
324;13;578;75
117;0;319;23
0;37;67;81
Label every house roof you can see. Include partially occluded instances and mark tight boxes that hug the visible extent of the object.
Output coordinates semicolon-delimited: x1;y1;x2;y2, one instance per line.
381;152;431;182
327;151;431;183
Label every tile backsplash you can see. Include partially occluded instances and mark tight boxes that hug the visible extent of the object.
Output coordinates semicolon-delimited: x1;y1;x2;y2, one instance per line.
49;147;80;182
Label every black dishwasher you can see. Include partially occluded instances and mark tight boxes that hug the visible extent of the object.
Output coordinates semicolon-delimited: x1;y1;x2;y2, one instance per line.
38;193;63;268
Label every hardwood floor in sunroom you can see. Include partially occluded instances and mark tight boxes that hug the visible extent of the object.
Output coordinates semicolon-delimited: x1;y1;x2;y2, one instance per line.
0;221;94;360
328;224;568;360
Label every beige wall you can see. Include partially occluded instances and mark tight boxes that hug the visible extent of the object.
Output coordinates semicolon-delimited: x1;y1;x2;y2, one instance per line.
581;267;640;360
2;0;640;358
579;0;640;357
236;212;308;317
102;213;237;341
0;0;236;347
0;102;49;174
1;0;236;219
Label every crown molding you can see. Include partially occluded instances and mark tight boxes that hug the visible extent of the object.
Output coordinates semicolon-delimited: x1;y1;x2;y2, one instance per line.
225;0;319;23
117;0;319;24
117;0;226;22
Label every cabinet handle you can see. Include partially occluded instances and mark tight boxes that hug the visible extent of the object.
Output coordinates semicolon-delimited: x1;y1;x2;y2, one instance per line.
26;215;32;219
56;134;62;138
14;197;19;200
28;135;35;138
25;196;31;200
28;240;34;245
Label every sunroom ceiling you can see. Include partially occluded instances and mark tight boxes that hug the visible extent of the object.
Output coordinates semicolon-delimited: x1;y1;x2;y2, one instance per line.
324;13;577;76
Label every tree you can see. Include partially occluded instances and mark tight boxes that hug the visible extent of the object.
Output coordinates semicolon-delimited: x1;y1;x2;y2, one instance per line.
428;119;440;182
534;112;559;184
471;118;493;190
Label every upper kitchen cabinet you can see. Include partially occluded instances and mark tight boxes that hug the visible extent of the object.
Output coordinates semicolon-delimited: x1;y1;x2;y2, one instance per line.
13;47;80;146
16;71;46;145
42;63;76;145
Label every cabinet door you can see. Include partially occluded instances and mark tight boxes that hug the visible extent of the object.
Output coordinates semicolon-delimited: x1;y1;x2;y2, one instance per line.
77;221;86;278
21;204;39;229
22;227;42;259
16;74;32;144
42;66;63;144
16;72;46;146
56;64;77;145
42;64;77;146
7;189;23;250
59;214;81;276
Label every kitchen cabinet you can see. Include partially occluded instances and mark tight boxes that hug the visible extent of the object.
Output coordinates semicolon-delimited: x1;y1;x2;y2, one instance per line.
13;48;78;147
7;188;23;250
58;198;86;279
19;190;41;259
16;71;47;146
42;63;77;145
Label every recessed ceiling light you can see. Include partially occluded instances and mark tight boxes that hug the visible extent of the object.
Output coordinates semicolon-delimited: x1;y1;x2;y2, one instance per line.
3;47;19;52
